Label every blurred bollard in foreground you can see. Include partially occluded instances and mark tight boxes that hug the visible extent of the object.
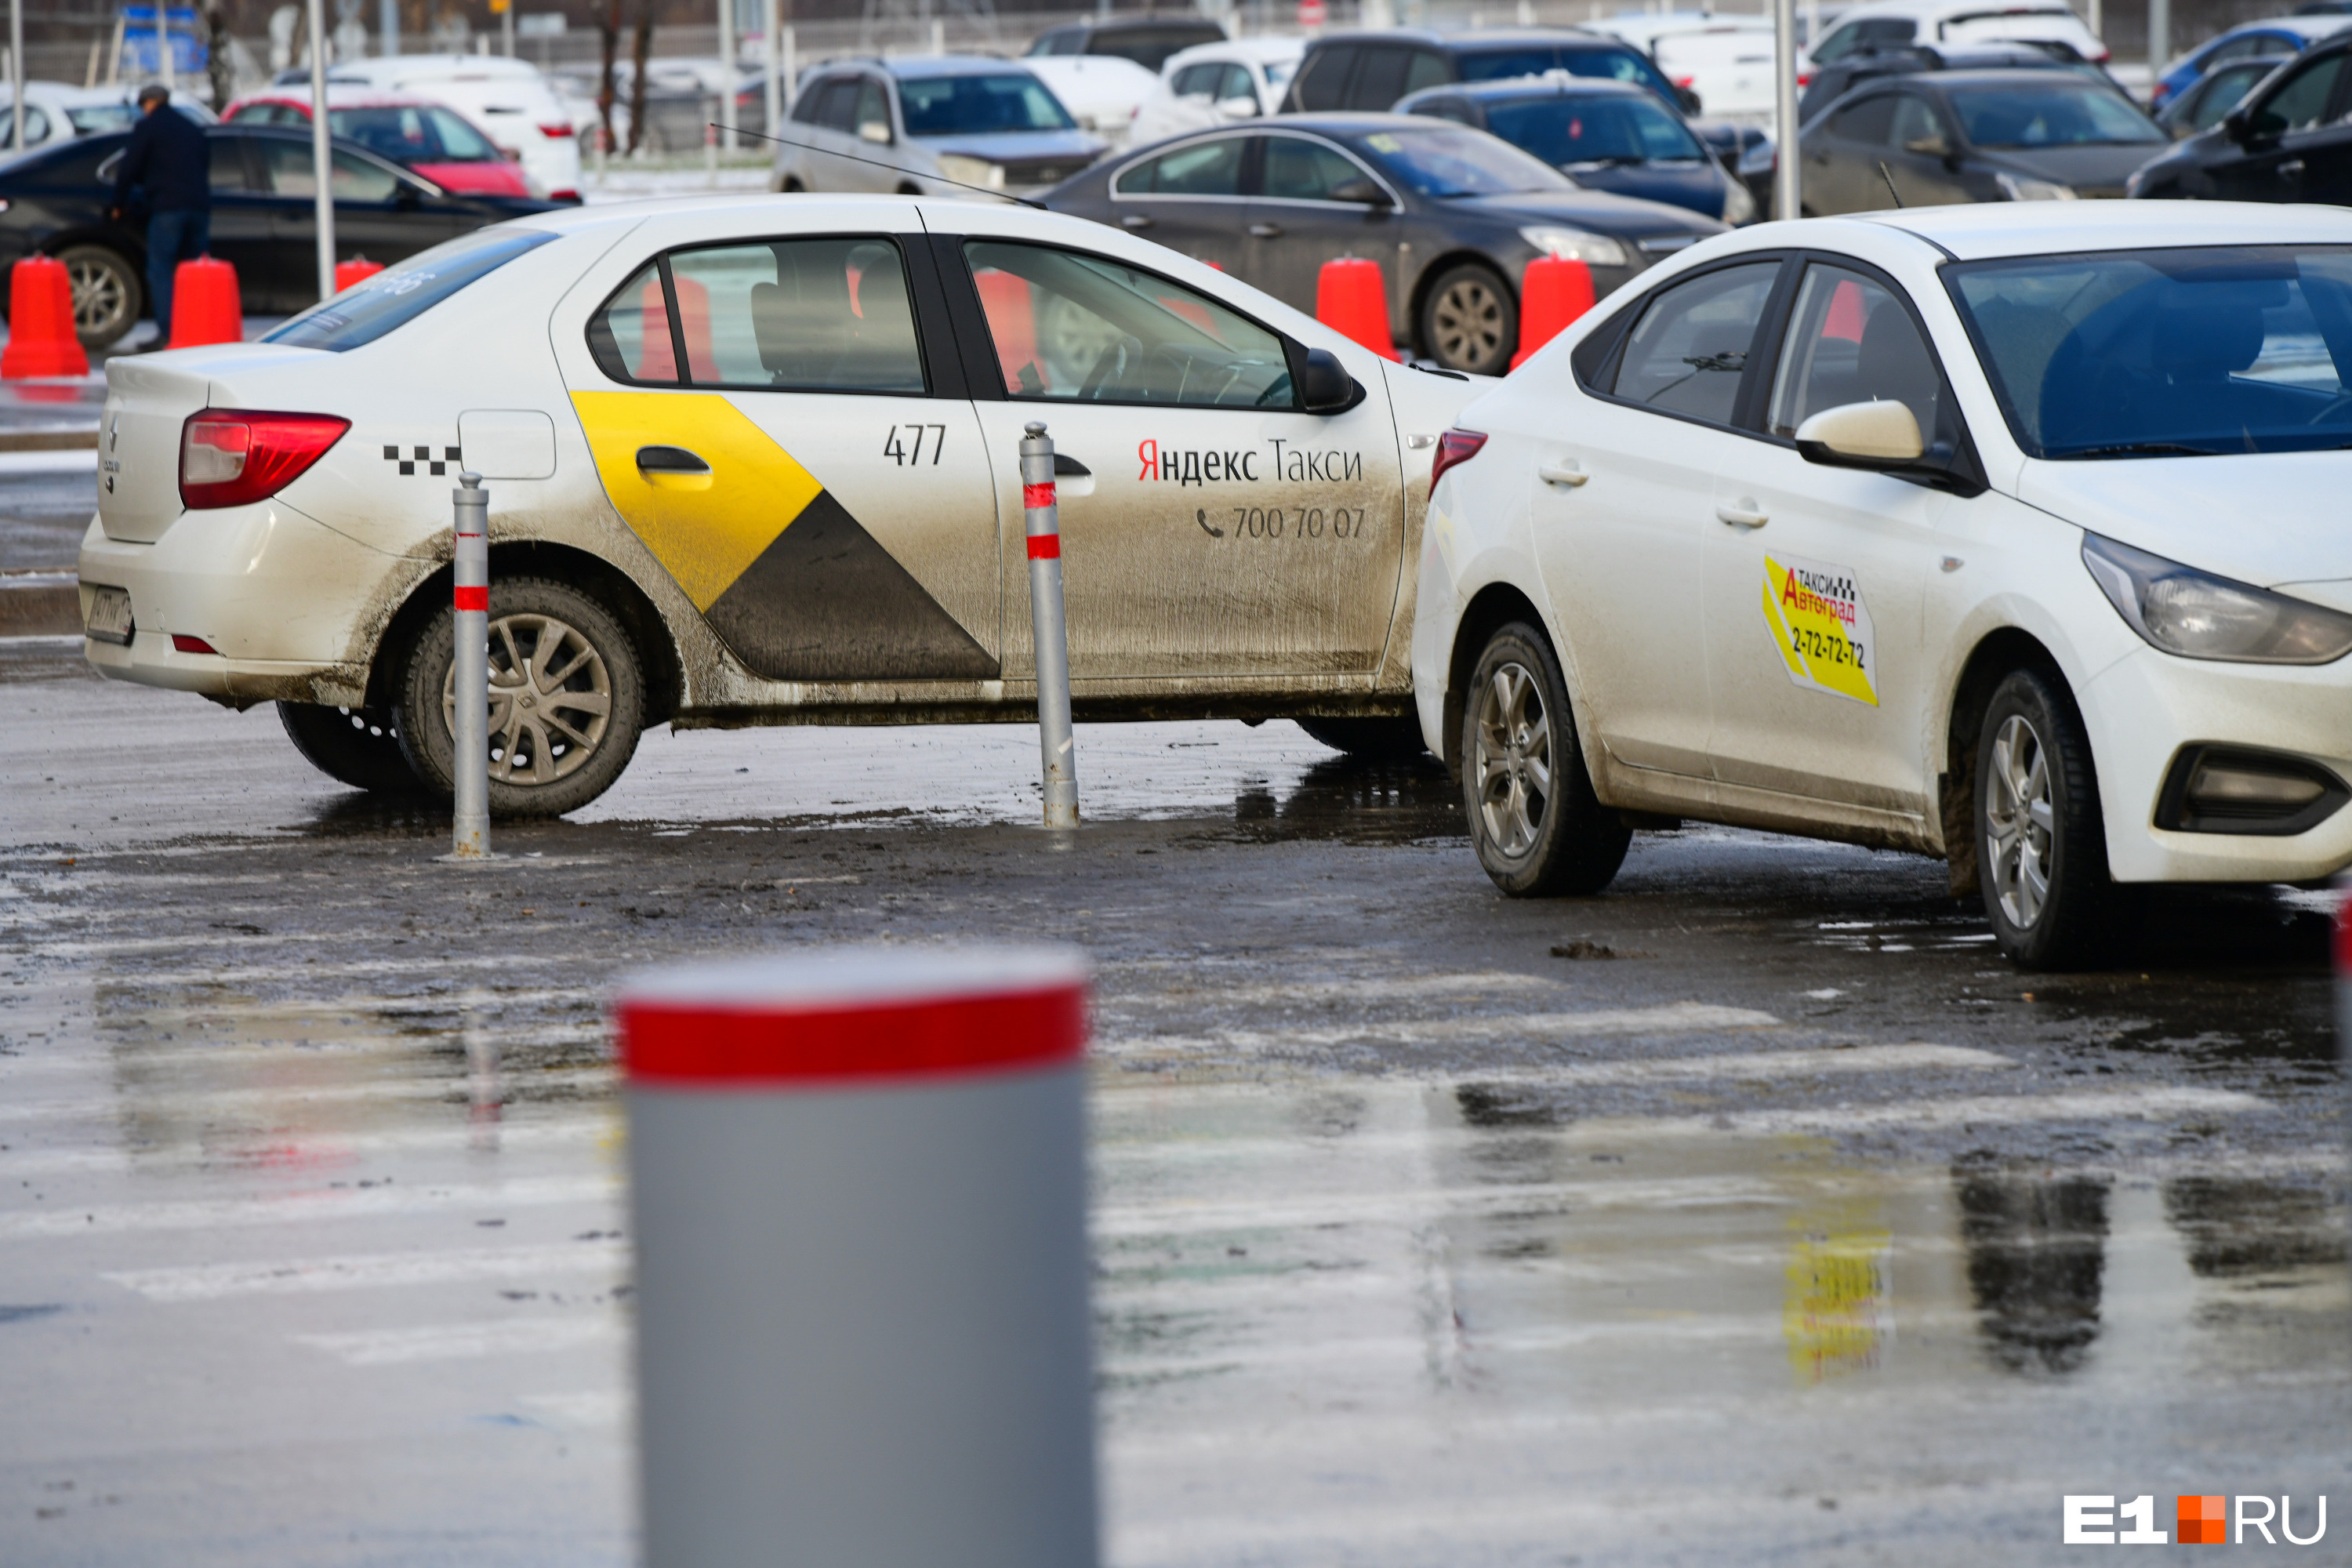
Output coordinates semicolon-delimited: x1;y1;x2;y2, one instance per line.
616;946;1098;1568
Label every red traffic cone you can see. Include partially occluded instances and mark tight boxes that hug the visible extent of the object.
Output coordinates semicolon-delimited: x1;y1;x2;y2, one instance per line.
1314;256;1398;361
1511;256;1595;370
974;267;1040;391
169;255;243;347
333;256;385;293
1;255;89;378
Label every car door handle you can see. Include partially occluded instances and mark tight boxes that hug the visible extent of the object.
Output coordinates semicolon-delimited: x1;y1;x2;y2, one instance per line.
637;445;710;474
1537;460;1588;487
1248;222;1283;238
1121;212;1154;229
1715;500;1768;528
2279;158;2307;179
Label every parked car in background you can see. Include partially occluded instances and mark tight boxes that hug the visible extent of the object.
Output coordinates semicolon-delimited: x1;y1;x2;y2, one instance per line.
1128;37;1304;145
2150;14;2351;110
223;91;532;197
272;55;580;200
1024;54;1162;148
1026;15;1229;73
1399;76;1755;223
1588;14;1789;122
1798;68;2164;213
1807;0;2110;71
2155;53;2292;137
0;82;139;152
1283;29;1697;117
0;122;560;346
774;56;1102;199
2131;32;2352;201
1045;113;1724;375
1800;40;2111;122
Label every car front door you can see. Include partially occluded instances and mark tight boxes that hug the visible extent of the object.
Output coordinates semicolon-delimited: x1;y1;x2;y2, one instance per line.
1699;258;1948;818
1802;91;1896;214
1243;131;1402;321
953;234;1407;681
2218;49;2352;205
1530;256;1785;779
1880;90;1974;207
1105;132;1251;274
565;230;1002;683
258;138;458;306
200;132;283;307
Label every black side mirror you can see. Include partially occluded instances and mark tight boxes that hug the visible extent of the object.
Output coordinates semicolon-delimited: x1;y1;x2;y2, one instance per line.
1677;85;1703;114
1329;176;1392;207
2222;105;2251;141
1298;347;1357;412
394;181;423;207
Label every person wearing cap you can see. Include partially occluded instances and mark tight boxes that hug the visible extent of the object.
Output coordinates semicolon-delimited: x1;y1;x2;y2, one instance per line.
107;84;212;352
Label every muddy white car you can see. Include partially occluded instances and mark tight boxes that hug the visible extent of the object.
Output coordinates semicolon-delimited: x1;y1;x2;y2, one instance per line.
1415;202;2352;967
79;195;1478;815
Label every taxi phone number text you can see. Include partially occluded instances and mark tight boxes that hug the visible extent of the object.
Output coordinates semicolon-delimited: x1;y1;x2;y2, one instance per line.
1791;625;1866;668
1198;504;1371;541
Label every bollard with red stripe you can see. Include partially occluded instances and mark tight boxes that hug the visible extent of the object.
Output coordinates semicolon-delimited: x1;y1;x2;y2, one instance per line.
618;946;1099;1568
1021;420;1080;828
448;471;489;859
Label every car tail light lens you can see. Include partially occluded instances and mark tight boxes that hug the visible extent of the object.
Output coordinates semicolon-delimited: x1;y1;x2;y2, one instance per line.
539;122;575;137
179;409;350;510
170;633;218;655
1428;428;1488;493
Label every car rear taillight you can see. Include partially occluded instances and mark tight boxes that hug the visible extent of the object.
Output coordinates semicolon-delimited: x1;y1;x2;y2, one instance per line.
1429;428;1488;493
539;122;575;137
179;409;350;510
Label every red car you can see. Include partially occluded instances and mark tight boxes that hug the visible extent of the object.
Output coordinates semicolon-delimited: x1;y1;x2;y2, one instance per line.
221;91;532;197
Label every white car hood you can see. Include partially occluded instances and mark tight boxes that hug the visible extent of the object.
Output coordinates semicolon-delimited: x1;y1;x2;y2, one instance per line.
2015;452;2352;590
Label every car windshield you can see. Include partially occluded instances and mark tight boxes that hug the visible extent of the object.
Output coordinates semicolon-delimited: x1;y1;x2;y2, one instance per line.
328;104;499;162
1262;59;1298;88
1949;245;2352;458
262;227;556;351
898;74;1075;136
66;103;136;134
1944;82;2163;147
1348;125;1573;198
1457;44;1677;101
1485;93;1707;165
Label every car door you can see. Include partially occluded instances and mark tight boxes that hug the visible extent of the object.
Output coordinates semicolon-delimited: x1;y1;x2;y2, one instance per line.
1244;131;1402;320
793;76;864;191
953;234;1407;681
1802;92;1896;214
1106;132;1250;274
258;138;458;302
568;231;1001;682
1878;89;1974;207
2212;49;2352;203
1700;258;1948;816
199;132;285;307
1530;256;1786;779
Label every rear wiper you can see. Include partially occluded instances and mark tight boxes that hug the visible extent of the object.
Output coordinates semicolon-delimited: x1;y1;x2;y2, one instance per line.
2061;441;2221;458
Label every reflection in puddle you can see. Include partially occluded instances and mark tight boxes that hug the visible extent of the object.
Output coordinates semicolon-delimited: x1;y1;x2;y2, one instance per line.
1784;1193;1891;1384
1955;1164;2112;1377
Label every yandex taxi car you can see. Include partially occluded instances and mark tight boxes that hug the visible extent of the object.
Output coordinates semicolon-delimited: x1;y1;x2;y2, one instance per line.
1414;202;2352;967
78;195;1479;817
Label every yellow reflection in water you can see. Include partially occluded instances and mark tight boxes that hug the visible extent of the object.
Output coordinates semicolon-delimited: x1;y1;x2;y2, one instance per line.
1784;1195;1893;1385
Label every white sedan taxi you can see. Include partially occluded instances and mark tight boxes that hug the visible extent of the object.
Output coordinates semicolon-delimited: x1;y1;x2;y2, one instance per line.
1414;203;2352;967
80;195;1479;816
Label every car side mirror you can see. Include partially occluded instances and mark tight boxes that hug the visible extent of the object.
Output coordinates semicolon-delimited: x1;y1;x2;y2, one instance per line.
1330;176;1392;207
1795;400;1924;467
394;181;423;207
858;120;891;144
1298;346;1358;412
1677;85;1703;114
1214;94;1259;118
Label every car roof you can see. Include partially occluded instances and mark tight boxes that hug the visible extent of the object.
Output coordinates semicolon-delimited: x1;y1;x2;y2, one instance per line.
838;54;1041;80
1163;37;1304;66
2216;13;2352;39
1909;65;2134;89
1867;199;2352;259
234;90;471;108
1065;15;1223;34
1409;75;1653;102
1822;0;2083;20
1250;110;1464;133
1305;26;1626;49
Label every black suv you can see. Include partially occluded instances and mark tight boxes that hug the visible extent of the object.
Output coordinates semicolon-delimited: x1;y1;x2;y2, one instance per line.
2130;33;2352;203
1280;27;1695;115
1025;16;1228;73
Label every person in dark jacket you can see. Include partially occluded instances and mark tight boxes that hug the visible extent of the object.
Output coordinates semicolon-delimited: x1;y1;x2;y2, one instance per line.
107;84;211;351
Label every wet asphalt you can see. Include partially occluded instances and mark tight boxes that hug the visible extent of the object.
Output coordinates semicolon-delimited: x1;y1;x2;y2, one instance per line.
2;459;2346;1565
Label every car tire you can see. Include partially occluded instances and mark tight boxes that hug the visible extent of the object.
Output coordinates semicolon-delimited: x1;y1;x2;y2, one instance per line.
1296;715;1426;760
392;576;646;819
1976;667;2110;969
279;702;426;793
1421;262;1517;376
1460;622;1629;897
56;244;141;348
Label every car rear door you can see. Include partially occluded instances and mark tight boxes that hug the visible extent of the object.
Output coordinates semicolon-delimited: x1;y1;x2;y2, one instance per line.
1105;132;1251;274
200;132;285;308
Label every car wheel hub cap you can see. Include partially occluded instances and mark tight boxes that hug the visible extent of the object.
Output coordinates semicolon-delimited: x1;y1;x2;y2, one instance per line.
1472;660;1552;858
1984;713;2056;930
1434;279;1504;368
441;612;613;787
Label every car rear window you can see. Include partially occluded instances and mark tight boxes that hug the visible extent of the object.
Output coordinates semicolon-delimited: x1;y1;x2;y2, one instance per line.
262;227;556;351
899;74;1074;135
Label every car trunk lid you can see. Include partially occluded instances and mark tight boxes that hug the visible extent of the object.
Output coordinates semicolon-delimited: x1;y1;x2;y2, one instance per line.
98;347;324;543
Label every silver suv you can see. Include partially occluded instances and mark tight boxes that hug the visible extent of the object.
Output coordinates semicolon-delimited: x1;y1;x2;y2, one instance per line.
773;56;1105;200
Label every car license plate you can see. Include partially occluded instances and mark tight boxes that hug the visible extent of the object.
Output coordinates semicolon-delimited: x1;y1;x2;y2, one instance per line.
84;585;133;645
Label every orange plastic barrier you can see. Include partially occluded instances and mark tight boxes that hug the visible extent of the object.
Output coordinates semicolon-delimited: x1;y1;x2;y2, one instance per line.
334;256;385;293
1314;257;1398;361
1;255;89;378
1510;256;1595;370
974;267;1039;392
169;256;242;347
637;274;713;381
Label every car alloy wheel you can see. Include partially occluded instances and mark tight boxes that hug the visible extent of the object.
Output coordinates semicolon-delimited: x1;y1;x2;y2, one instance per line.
1424;263;1515;376
1459;622;1629;897
56;245;137;347
448;610;615;788
1973;667;2109;968
1473;660;1551;858
1984;713;2053;930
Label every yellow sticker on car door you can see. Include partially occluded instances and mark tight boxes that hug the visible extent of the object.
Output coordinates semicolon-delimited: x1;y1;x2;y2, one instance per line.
1762;553;1876;706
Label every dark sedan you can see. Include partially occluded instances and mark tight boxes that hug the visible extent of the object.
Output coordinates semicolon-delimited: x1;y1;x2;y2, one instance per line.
2130;34;2352;204
1798;68;2165;215
1044;113;1724;375
0;122;564;347
1396;77;1755;223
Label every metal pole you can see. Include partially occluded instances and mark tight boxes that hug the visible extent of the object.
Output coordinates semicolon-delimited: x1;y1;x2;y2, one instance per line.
379;0;396;56
307;0;334;300
1773;0;1800;222
450;472;491;860
717;0;736;151
2147;0;2169;87
158;0;173;93
1020;422;1079;830
763;0;780;139
503;0;514;58
10;2;24;155
782;23;795;114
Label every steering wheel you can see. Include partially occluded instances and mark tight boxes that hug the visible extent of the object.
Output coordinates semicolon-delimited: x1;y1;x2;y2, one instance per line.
1079;336;1140;401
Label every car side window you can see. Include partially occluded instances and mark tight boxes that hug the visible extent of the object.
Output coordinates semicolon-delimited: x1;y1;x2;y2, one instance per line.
1607;260;1781;426
1828;93;1898;143
1413;96;1475;124
1889;93;1946;148
0;106;47;148
815;80;860;132
2190;62;2274;131
209;136;249;191
788;82;827;124
2252;54;2343;136
1171;63;1218;97
589;238;927;394
1403;50;1450;94
1767;264;1941;440
1116;136;1244;195
257;140;400;201
1261;135;1368;200
855;78;891;139
1352;45;1412;109
1218;64;1258;103
1292;45;1356;111
962;239;1293;408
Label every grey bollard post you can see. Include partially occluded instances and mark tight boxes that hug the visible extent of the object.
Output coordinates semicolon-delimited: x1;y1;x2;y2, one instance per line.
617;946;1100;1568
449;472;490;860
1021;421;1080;829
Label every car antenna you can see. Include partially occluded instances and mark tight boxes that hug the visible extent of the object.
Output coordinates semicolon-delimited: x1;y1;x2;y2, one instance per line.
1876;160;1905;207
719;125;1050;209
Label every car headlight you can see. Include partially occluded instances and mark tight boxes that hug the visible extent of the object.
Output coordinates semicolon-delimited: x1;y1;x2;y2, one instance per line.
1994;170;2075;201
1719;174;1755;225
2082;532;2352;665
1519;226;1628;268
936;154;1007;191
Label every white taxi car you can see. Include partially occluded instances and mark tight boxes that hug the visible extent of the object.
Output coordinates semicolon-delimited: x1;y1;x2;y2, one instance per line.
79;195;1478;816
1414;202;2352;967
